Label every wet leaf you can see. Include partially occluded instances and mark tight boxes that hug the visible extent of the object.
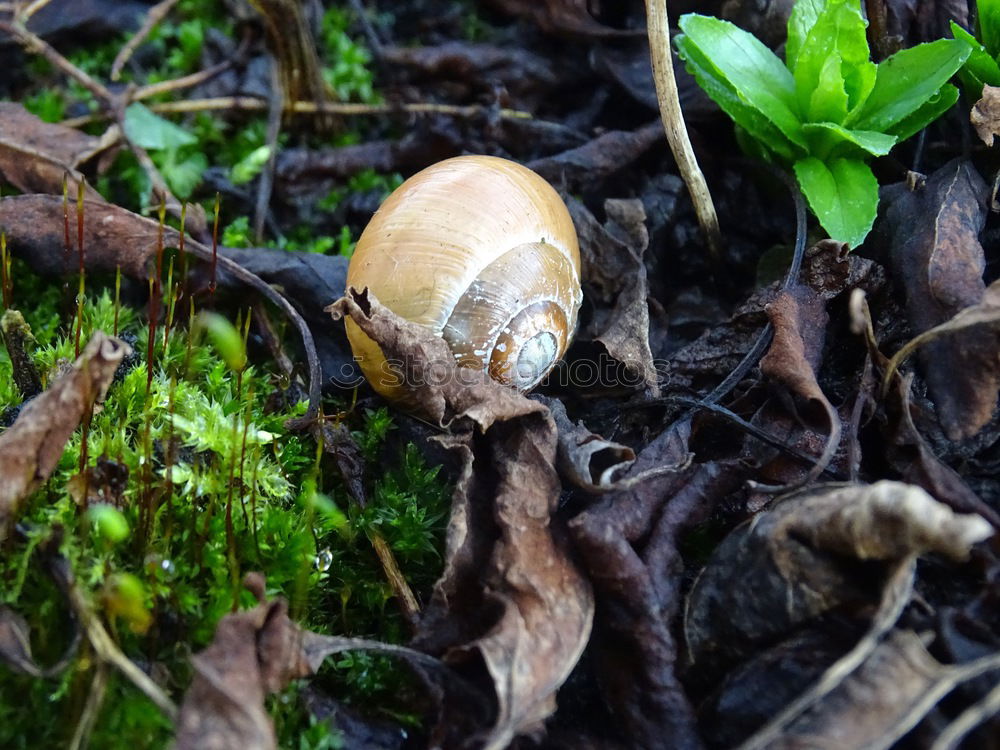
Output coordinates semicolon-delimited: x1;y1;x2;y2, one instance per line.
176;573;451;750
0;332;129;541
487;0;640;37
528;122;664;193
541;395;636;491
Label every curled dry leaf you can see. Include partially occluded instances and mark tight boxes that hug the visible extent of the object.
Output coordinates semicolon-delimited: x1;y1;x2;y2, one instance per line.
0;331;128;541
873;159;995;440
0;102;110;200
971;84;1000;146
764;630;975;750
328;288;593;749
757;284;841;491
540;395;636;491
684;481;994;676
569;197;660;394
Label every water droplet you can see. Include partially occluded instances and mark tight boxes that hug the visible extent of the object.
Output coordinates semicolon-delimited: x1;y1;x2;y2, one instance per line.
315;548;333;572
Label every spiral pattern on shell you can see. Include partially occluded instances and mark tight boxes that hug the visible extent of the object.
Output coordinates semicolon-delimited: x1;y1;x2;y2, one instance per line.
344;155;582;400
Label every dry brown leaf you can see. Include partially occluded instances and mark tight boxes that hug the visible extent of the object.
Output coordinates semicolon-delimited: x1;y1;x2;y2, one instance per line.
568;418;745;749
684;481;993;675
175;573;451;750
757;285;841;490
0;102;110;199
873;159;995;440
971;84;1000;146
541;395;636;490
486;0;639;37
570;198;660;394
328;289;594;749
0;331;128;541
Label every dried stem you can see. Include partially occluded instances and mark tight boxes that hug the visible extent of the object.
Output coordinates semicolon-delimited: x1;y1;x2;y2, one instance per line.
60;96;533;128
132;56;237;101
110;0;181;80
644;0;722;263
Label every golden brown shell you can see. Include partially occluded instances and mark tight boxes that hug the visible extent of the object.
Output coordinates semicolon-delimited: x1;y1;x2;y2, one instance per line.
345;155;582;400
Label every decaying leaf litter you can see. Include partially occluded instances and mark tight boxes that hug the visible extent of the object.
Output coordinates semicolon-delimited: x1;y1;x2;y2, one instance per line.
1;0;1000;748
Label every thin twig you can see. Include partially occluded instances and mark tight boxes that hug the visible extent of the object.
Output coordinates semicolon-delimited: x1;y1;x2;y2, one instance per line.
133;56;237;101
110;0;181;80
644;0;722;264
16;0;54;22
60;96;534;128
68;661;109;750
931;678;1000;750
47;551;178;721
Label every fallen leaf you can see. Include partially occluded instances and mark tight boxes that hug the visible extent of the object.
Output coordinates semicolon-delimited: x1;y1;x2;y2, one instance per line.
328;289;594;749
873;159;994;440
971;84;1000;146
216;246;357;389
176;573;453;750
0;331;128;540
569;417;746;749
528;122;663;193
569;198;660;394
684;481;993;678
0;102;110;199
486;0;641;37
757;284;841;489
541;395;636;490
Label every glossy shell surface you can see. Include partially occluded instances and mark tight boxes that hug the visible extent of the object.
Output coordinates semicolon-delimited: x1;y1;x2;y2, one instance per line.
345;155;582;399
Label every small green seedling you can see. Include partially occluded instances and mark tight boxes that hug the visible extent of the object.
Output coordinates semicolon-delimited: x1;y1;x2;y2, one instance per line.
951;1;1000;95
675;0;971;247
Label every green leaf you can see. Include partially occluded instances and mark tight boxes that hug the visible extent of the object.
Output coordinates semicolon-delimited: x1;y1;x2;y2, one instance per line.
792;0;875;121
851;38;971;132
951;21;1000;94
230;145;272;185
676;14;803;145
793;156;878;247
786;0;825;70
802;122;896;158
805;52;850;124
977;0;1000;57
123;102;197;150
882;84;960;141
674;33;800;160
159;149;207;199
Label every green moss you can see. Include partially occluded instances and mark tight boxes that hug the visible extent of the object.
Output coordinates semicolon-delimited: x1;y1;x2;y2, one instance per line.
0;259;451;745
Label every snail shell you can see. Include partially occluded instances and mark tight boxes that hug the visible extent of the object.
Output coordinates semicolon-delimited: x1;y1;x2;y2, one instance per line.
345;155;582;400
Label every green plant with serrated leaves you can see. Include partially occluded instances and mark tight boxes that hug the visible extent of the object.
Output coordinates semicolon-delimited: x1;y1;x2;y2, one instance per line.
951;1;1000;95
674;0;971;247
